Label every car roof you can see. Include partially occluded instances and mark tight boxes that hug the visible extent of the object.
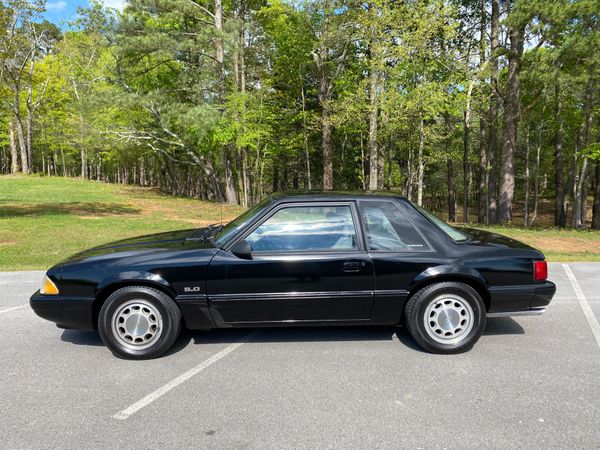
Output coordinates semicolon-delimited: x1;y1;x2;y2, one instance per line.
270;190;407;202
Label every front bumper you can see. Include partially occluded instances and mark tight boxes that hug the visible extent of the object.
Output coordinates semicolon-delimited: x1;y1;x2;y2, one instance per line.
30;290;95;330
487;281;556;316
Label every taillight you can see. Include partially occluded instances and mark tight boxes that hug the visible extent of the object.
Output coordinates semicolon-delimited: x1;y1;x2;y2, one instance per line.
533;260;547;281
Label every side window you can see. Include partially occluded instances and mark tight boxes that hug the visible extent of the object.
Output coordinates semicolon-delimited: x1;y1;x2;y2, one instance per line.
359;201;429;251
246;205;358;252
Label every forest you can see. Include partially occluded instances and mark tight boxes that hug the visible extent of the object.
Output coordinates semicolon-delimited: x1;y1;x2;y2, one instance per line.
0;0;599;227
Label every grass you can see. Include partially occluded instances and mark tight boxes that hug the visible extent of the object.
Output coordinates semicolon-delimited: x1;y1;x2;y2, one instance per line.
465;224;600;262
0;175;244;270
1;175;599;270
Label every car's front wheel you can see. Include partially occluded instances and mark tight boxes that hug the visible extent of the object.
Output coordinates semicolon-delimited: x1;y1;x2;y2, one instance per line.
404;282;486;354
98;286;181;359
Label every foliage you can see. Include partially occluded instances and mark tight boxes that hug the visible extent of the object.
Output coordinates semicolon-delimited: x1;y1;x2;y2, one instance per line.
0;0;598;228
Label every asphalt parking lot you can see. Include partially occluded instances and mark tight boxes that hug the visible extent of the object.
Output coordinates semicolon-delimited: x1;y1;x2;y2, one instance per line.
1;263;599;449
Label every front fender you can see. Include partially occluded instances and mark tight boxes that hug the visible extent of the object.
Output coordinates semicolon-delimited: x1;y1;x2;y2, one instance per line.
95;271;174;297
409;264;488;291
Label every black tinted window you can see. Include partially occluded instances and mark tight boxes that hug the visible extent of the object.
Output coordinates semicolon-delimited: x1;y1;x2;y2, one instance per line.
359;201;428;251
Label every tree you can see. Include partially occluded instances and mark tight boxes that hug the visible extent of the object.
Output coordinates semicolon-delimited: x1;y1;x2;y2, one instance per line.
307;0;350;190
0;0;597;232
0;0;46;174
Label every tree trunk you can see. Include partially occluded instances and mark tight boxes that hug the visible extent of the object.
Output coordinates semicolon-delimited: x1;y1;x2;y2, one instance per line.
417;119;425;206
377;78;386;191
214;0;237;203
448;158;456;222
487;0;500;224
316;39;335;191
524;128;530;226
574;157;589;228
498;18;524;224
61;148;67;177
368;63;379;191
26;103;33;172
15;116;29;175
406;143;414;201
214;0;226;101
463;81;474;222
592;162;600;230
386;134;393;190
581;177;589;227
554;83;566;227
223;155;238;204
478;122;488;223
564;151;576;226
478;0;488;224
322;103;333;190
8;120;19;174
301;85;312;190
530;129;541;226
573;80;595;228
377;141;385;190
313;5;347;192
238;0;250;206
26;58;35;172
79;114;87;179
360;133;366;190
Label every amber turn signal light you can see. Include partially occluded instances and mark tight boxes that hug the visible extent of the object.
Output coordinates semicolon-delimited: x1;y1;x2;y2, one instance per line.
533;260;547;281
41;276;59;295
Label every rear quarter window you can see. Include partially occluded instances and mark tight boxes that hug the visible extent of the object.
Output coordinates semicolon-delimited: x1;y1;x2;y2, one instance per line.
359;201;430;252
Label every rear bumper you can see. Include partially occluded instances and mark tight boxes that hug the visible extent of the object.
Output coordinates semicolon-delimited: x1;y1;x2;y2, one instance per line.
30;290;95;330
487;281;556;315
530;281;556;309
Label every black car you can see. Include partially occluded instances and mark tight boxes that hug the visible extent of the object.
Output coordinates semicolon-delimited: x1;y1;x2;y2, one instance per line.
31;193;556;359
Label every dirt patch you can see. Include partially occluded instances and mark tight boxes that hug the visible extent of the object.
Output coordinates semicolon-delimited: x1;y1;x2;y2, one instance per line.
514;236;596;253
167;216;239;226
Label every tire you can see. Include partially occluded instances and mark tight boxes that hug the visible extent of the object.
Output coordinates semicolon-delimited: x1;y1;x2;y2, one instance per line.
98;286;182;359
404;282;486;354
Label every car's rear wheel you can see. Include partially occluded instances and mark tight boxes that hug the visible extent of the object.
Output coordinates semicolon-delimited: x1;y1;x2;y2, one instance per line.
404;282;486;354
98;286;181;359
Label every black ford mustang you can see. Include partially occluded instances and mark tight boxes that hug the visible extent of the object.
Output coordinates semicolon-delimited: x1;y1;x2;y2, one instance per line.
31;193;556;359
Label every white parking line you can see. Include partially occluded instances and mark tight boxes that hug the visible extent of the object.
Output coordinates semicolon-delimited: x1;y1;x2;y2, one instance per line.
0;305;27;315
562;264;600;349
113;330;259;420
0;280;37;285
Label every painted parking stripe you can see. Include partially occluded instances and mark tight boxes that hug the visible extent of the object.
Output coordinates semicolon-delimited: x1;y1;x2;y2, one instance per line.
562;264;600;349
0;280;37;285
113;330;259;420
0;305;27;315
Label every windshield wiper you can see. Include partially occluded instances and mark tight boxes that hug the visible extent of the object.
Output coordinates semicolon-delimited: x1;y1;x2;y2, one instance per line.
187;224;223;242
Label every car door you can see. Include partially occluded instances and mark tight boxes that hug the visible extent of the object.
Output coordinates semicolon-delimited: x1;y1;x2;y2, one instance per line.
207;202;375;325
357;199;438;324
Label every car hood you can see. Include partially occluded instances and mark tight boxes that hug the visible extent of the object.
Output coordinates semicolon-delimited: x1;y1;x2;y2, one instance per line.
61;228;215;264
458;227;536;250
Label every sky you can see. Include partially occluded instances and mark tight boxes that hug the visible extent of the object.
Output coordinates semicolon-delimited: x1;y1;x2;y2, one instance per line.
43;0;125;25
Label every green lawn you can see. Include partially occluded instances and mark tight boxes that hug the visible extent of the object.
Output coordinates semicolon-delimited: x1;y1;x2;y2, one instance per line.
1;175;599;270
466;225;600;262
0;175;244;270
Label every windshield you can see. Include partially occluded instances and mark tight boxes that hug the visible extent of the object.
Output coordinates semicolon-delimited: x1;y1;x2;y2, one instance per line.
411;202;469;242
213;197;272;246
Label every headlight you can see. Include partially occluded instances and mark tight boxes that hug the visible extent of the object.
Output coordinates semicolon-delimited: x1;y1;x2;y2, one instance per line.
41;276;59;295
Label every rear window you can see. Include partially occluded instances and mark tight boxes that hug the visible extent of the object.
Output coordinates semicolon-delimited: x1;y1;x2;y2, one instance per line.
411;202;469;242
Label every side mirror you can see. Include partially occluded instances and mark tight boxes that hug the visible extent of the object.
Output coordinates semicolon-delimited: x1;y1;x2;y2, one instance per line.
230;239;252;260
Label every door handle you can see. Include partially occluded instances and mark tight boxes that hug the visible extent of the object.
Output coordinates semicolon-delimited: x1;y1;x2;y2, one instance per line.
343;261;361;272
